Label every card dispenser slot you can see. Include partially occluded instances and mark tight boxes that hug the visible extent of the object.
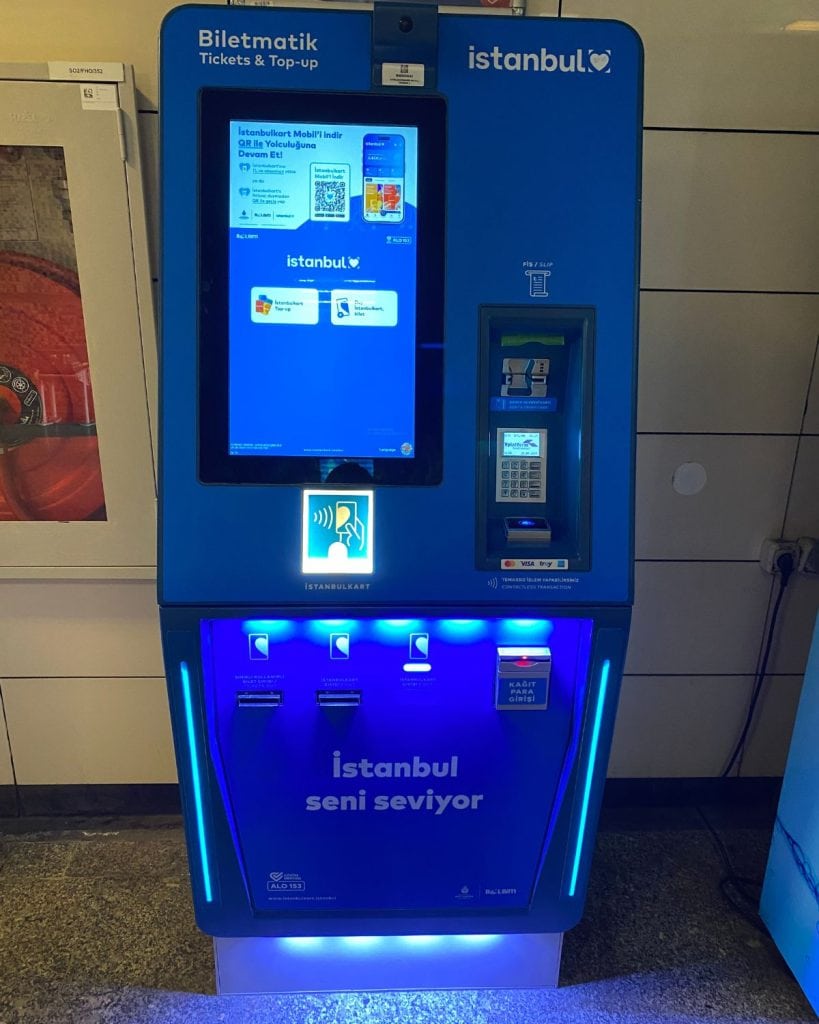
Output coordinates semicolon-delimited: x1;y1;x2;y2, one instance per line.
316;690;362;708
236;690;283;708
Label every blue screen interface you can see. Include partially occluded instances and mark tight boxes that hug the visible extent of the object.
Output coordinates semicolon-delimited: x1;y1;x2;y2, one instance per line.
228;120;419;459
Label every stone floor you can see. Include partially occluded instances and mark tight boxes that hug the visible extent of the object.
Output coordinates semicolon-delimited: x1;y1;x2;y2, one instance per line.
0;812;814;1023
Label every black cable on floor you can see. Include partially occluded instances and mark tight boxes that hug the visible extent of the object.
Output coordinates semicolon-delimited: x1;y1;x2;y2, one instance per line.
696;805;768;935
721;551;795;779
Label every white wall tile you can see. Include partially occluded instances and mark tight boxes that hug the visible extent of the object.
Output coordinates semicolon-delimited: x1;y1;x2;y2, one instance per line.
562;0;819;131
527;0;560;13
0;0;225;109
635;435;796;560
609;675;751;777
741;675;804;777
804;352;819;435
2;677;176;785
784;436;819;540
626;562;772;675
770;581;819;676
642;132;819;292
0;707;13;787
138;111;159;281
637;293;819;434
0;582;162;679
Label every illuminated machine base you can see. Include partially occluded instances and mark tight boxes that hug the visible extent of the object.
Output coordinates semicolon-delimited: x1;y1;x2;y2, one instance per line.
214;932;562;993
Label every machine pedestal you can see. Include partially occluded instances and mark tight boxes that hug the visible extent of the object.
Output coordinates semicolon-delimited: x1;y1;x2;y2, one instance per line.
214;932;562;993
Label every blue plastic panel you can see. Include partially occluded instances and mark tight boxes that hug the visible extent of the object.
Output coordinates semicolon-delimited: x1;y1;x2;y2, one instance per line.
761;613;819;1014
162;605;629;937
159;6;641;607
201;616;592;914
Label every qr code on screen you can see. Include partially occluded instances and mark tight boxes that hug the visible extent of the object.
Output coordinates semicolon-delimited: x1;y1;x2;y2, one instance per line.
313;179;347;217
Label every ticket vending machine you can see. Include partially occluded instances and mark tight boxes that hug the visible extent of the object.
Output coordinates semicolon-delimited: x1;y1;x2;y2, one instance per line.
159;3;642;992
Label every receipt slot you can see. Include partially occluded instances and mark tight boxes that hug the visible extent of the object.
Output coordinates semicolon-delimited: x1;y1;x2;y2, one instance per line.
159;1;641;993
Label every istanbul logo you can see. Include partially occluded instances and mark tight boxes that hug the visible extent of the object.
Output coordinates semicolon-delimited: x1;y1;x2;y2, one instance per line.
467;44;611;74
286;254;360;269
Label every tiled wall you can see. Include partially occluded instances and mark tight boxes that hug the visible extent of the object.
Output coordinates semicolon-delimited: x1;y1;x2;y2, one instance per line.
569;0;819;775
0;0;816;790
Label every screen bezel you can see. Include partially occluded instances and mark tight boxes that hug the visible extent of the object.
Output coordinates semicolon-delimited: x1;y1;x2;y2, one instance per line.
198;88;446;486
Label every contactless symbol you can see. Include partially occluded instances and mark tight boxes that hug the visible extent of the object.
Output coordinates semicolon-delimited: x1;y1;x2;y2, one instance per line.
330;633;350;660
248;633;269;660
409;633;429;660
302;490;374;575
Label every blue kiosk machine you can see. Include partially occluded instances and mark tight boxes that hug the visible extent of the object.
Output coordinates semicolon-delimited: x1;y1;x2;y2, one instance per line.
159;2;642;992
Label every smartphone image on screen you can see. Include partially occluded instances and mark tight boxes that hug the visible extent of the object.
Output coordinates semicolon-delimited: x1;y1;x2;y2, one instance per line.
362;133;405;223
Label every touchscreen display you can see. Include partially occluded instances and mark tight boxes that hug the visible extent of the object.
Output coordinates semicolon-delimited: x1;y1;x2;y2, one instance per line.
502;432;541;458
228;120;418;460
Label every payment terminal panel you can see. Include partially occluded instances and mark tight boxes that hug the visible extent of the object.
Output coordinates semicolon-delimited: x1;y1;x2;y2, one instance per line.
478;308;593;571
159;3;641;957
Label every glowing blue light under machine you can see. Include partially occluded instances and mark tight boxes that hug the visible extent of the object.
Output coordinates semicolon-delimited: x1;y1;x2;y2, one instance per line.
159;0;641;993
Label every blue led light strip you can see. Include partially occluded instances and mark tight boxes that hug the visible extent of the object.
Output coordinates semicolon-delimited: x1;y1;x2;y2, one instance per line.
180;661;214;902
568;659;611;897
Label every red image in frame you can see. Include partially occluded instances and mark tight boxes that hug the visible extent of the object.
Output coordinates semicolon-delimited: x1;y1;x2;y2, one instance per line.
0;252;106;521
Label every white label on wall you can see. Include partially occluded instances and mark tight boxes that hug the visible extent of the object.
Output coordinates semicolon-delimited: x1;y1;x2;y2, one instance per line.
48;61;125;82
79;83;119;111
382;62;425;87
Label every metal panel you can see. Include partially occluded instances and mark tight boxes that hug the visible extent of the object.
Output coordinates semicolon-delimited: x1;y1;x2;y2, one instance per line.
0;67;155;574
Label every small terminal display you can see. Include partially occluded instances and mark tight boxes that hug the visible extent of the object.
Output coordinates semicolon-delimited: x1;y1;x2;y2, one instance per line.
502;431;541;458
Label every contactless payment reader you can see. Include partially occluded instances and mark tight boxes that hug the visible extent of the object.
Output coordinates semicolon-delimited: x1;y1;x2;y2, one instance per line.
159;1;642;993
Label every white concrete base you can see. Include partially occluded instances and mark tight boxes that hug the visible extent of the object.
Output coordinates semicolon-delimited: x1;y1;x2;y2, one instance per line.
214;932;563;993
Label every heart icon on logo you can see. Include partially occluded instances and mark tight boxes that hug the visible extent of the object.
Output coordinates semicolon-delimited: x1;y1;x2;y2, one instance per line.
349;257;360;268
589;51;611;72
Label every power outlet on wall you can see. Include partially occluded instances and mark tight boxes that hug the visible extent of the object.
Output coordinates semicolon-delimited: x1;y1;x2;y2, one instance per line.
759;538;800;575
797;537;819;576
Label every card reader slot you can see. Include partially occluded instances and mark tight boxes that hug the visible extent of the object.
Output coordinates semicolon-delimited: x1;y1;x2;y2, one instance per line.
236;690;283;708
316;689;362;708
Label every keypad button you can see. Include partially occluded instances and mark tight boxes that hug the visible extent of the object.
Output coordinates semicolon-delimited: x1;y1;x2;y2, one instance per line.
510;461;519;469
511;471;518;479
501;488;510;496
510;489;519;497
501;460;510;468
502;471;510;479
